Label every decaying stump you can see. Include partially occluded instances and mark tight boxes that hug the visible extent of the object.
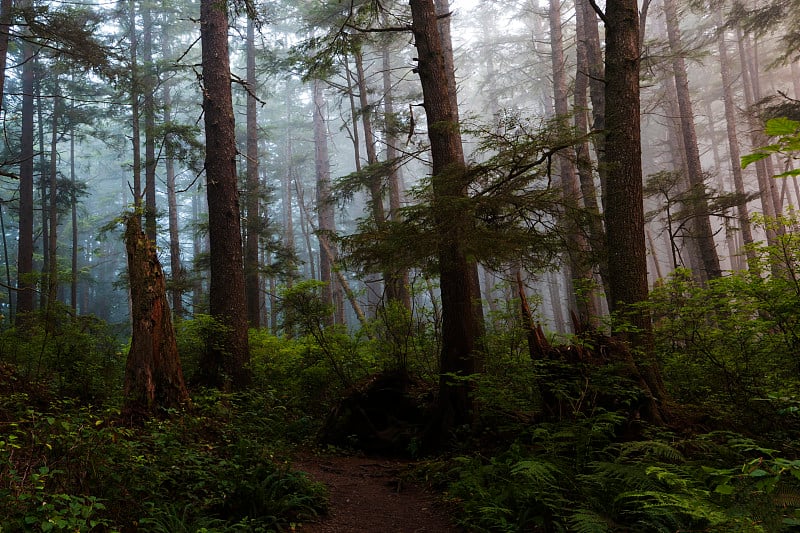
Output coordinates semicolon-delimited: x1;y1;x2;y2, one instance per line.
122;214;189;419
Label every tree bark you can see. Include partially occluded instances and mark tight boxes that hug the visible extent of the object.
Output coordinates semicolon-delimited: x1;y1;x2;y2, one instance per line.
411;0;478;447
16;18;35;320
602;0;667;421
123;214;190;418
199;0;250;389
245;18;261;328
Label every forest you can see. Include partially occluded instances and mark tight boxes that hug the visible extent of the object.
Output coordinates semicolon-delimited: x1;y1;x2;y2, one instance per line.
1;0;800;530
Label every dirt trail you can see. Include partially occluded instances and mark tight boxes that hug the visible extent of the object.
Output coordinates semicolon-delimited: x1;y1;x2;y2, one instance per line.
294;454;459;533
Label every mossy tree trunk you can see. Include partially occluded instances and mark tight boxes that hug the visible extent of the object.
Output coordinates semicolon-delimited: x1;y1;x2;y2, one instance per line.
123;215;189;418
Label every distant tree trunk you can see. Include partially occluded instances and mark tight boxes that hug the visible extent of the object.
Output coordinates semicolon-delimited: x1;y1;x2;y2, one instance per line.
244;18;260;328
143;0;157;241
283;91;296;290
382;48;411;309
313;79;337;326
123;214;190;418
47;89;61;307
38;71;48;311
549;0;597;328
577;0;606;193
199;0;250;389
574;0;610;307
191;185;205;314
129;0;142;208
716;16;755;267
737;28;778;242
0;0;12;113
663;0;721;280
162;23;184;319
411;0;478;446
16;22;35;320
602;0;667;421
70;122;78;313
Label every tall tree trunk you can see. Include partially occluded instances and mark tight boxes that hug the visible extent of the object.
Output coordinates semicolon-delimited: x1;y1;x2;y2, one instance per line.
47;88;60;307
578;0;607;194
143;0;157;241
435;0;485;340
70;120;78;313
549;0;597;328
737;28;778;242
716;15;755;267
163;22;183;319
602;0;667;421
382;47;411;309
574;0;610;309
313;79;338;325
129;0;142;208
199;0;250;389
283;90;295;289
0;0;12;113
16;19;35;320
411;0;478;447
244;18;260;328
663;0;721;280
123;214;190;418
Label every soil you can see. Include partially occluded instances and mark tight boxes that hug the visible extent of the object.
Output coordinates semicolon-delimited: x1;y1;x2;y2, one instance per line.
294;453;459;533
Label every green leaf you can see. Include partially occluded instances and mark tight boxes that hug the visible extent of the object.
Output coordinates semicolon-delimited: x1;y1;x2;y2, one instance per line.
714;483;734;495
741;152;770;169
765;117;800;136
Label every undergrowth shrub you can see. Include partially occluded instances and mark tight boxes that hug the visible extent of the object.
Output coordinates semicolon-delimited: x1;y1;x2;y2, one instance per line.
0;309;123;403
0;380;327;532
430;421;800;532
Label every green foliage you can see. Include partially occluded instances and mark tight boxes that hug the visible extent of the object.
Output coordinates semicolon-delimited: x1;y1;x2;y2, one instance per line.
0;309;124;403
742;117;800;177
0;385;327;532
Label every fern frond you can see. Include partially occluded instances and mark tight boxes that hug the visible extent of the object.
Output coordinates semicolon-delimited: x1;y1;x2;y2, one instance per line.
567;509;613;533
614;440;686;463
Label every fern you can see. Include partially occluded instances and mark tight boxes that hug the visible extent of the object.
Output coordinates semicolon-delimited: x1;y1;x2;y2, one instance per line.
567;509;613;533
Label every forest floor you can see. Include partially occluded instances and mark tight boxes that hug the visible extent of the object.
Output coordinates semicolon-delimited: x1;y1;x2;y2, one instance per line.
294;452;459;533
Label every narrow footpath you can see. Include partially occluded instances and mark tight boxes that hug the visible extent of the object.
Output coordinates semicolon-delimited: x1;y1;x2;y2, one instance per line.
294;454;459;533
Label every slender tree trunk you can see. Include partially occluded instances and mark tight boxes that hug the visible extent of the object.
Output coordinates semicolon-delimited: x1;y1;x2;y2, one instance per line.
737;28;778;241
48;88;60;307
283;91;295;289
244;18;260;328
313;79;337;325
574;0;609;303
0;0;12;113
16;20;35;320
549;0;597;328
716;16;755;267
143;0;157;241
382;48;411;310
411;0;478;447
70;122;78;313
578;0;607;194
163;24;184;319
199;0;250;389
663;0;721;280
129;0;142;208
